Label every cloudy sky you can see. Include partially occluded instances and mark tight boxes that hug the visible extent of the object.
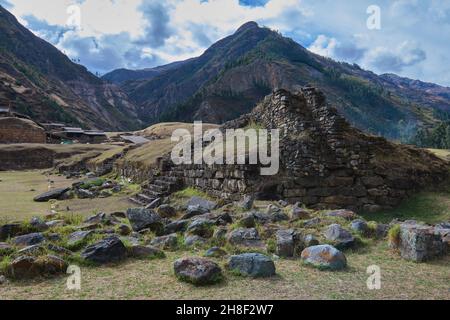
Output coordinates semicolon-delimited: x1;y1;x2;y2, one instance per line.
1;0;449;86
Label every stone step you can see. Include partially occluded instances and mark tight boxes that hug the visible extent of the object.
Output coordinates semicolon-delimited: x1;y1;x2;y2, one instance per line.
148;184;168;193
136;193;155;203
142;189;165;198
153;179;174;187
129;197;146;207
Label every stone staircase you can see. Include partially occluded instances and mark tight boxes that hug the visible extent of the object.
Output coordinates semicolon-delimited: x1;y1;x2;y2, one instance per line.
129;174;183;208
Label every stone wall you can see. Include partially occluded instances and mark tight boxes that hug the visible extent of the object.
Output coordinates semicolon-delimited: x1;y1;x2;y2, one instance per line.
149;88;449;212
0;117;46;144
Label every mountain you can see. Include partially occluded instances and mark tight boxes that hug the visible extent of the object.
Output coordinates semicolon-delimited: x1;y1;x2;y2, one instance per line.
109;21;450;140
102;60;194;85
0;5;141;131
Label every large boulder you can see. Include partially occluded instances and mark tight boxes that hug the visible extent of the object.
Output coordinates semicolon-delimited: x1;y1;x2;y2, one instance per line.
12;233;45;247
81;236;127;264
174;257;223;286
126;208;163;233
324;224;355;249
227;228;265;248
227;253;276;278
33;188;70;202
397;223;446;262
301;245;347;270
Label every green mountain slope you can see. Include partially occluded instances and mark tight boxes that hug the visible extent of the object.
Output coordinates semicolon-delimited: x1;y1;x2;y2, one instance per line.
0;5;141;130
111;22;450;140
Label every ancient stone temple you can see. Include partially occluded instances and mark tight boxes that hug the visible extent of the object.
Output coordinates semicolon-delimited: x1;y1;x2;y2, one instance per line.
136;88;449;212
0;117;46;144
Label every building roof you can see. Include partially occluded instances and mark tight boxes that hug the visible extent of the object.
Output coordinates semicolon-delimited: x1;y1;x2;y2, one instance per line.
120;135;150;144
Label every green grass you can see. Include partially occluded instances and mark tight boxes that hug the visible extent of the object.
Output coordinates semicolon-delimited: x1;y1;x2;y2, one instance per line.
361;191;450;224
173;187;211;200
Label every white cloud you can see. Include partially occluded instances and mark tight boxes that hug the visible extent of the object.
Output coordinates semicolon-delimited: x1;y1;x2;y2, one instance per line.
2;0;450;86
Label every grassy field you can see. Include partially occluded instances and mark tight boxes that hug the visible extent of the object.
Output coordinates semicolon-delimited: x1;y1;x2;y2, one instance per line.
0;242;448;300
0;171;134;221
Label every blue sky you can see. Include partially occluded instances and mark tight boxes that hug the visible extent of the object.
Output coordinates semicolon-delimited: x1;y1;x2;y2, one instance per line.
2;0;450;86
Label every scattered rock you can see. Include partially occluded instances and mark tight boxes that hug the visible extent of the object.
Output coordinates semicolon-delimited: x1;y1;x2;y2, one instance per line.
33;188;70;202
0;242;13;255
205;247;227;258
239;195;255;211
351;219;369;234
276;229;302;258
278;200;289;207
186;219;215;238
8;256;38;278
157;205;177;218
182;205;209;220
184;235;207;247
301;245;347;270
45;220;65;228
227;253;276;278
17;244;46;256
174;257;223;286
12;233;45;247
324;224;355;249
213;227;227;240
0;223;23;241
126;208;163;233
303;217;321;228
84;213;106;224
227;228;264;248
33;255;67;275
67;231;94;248
128;245;165;259
30;217;49;232
326;210;358;221
163;220;189;235
110;211;126;219
290;205;310;221
150;234;178;250
303;234;320;247
81;236;127;264
239;213;256;228
0;275;6;285
376;224;389;239
117;224;132;236
76;189;95;199
187;197;217;212
145;198;162;210
397;223;445;262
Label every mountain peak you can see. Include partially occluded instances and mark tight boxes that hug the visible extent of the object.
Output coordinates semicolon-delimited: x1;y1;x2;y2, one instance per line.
235;21;260;34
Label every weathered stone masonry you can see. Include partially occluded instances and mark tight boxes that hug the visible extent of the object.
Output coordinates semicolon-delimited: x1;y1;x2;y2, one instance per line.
136;88;449;212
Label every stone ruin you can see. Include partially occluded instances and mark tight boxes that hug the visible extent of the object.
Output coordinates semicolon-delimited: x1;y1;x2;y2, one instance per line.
0;117;46;144
133;87;449;213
